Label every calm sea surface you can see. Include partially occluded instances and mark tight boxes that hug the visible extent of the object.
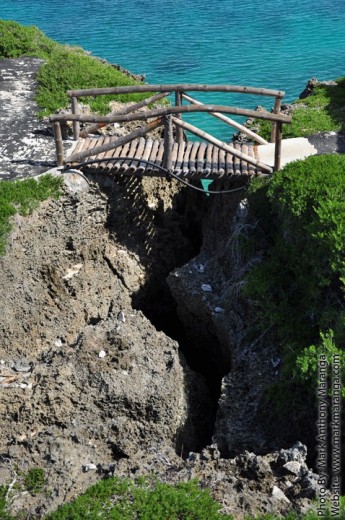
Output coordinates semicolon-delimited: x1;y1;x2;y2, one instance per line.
2;0;345;138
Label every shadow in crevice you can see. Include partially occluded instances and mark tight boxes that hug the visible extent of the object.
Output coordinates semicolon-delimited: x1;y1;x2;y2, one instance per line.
103;174;206;321
92;172;228;452
85;172;207;336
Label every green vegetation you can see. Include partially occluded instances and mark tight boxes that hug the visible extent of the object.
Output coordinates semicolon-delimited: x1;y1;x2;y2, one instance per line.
1;474;344;519
46;477;232;520
0;485;13;520
0;20;148;117
24;467;47;495
255;78;345;140
244;154;345;401
0;174;63;254
0;468;46;520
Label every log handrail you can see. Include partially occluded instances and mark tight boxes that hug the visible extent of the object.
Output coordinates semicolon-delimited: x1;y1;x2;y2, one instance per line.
66;84;285;98
50;104;291;125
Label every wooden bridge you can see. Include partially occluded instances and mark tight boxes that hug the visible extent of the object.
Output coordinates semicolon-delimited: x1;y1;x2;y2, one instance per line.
50;84;292;180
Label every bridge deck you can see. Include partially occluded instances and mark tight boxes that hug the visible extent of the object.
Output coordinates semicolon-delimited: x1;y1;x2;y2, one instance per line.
68;136;262;178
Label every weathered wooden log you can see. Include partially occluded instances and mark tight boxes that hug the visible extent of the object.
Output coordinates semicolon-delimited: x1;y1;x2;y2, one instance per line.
247;144;256;176
212;144;219;176
112;139;128;172
175;141;186;174
234;142;241;175
51;104;292;125
53;122;64;166
71;96;80;140
274;121;283;171
205;143;213;175
148;139;160;173
79;91;170;138
175;91;184;144
181;92;268;145
270;96;281;143
196;141;207;174
126;140;140;173
155;139;165;168
67;84;285;99
189;141;199;175
139;138;154;173
183;141;193;176
171;142;179;172
66;118;163;164
163;115;173;171
133;137;146;173
219;148;226;175
171;116;273;173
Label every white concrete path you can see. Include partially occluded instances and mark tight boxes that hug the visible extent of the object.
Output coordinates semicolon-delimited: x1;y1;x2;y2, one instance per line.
257;137;318;168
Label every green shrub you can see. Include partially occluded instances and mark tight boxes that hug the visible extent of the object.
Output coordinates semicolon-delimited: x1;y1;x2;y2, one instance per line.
244;154;345;392
0;174;63;254
0;20;148;117
0;20;57;58
36;46;147;117
24;467;46;494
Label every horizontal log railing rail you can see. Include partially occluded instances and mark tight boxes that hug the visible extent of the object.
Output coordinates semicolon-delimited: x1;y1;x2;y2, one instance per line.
50;84;292;175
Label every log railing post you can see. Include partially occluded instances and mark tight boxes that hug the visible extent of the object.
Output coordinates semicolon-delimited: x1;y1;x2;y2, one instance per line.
271;96;281;143
175;91;184;144
163;115;173;172
274;121;283;171
53;122;64;166
71;96;80;140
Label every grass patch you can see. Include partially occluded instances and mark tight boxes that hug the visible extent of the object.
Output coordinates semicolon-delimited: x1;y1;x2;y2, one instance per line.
0;174;63;255
0;20;149;117
252;78;345;140
1;474;344;519
46;476;233;520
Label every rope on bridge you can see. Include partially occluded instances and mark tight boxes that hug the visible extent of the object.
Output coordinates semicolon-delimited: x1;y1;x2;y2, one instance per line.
64;157;248;195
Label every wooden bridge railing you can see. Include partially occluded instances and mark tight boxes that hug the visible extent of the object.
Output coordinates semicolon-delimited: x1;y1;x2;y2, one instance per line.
50;84;292;173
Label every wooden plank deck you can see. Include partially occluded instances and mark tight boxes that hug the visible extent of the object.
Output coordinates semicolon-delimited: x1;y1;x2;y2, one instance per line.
67;136;261;179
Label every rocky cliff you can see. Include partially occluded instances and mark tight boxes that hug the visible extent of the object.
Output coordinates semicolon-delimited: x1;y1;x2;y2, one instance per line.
0;170;321;517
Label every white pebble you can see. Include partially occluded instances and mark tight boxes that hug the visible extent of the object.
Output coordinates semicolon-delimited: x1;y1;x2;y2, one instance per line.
83;463;97;472
98;350;106;358
117;311;126;323
201;284;212;292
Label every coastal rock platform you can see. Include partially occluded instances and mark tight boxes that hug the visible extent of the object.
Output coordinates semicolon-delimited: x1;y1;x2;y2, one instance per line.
0;57;73;180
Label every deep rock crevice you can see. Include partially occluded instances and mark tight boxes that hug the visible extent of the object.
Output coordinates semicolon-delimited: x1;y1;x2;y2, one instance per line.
101;174;226;451
0;173;323;517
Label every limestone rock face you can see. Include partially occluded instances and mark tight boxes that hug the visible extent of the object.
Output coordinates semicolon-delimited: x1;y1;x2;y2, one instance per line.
0;182;210;516
168;189;282;456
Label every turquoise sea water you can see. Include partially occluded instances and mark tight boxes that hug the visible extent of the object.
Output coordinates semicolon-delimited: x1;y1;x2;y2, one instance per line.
2;0;345;139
